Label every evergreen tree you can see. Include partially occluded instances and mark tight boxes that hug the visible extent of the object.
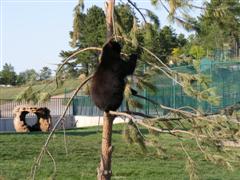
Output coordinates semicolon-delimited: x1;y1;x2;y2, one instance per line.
39;66;52;80
16;69;39;85
60;5;107;79
0;63;17;85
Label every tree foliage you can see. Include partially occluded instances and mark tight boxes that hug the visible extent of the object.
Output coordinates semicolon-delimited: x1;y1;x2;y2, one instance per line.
197;0;240;56
17;69;39;85
166;0;240;59
59;5;106;79
0;63;17;85
39;66;52;81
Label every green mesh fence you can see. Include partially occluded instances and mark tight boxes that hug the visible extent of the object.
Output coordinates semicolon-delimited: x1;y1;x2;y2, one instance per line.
73;59;240;116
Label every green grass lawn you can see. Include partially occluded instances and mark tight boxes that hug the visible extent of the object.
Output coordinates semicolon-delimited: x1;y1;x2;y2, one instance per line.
0;79;80;100
0;125;240;180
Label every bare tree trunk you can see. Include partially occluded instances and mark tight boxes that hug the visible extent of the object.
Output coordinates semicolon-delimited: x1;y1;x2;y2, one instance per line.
97;113;114;180
97;1;115;180
105;0;115;40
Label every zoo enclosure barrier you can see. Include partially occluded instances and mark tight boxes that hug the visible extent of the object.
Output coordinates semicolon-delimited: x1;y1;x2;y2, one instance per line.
0;98;73;118
1;60;240;118
72;60;240;116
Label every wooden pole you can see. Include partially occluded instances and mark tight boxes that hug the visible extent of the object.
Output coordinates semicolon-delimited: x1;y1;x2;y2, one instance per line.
97;1;115;180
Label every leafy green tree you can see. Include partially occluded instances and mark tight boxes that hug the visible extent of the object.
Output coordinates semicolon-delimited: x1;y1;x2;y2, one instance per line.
189;45;206;60
177;33;187;47
60;5;106;79
16;69;39;85
115;3;134;35
140;25;186;65
81;6;107;47
25;69;39;82
158;26;179;62
0;63;17;85
150;0;239;58
190;0;240;57
39;66;52;80
16;72;27;85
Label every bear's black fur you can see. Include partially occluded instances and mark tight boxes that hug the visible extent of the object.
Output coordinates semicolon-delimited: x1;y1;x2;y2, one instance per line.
91;40;138;112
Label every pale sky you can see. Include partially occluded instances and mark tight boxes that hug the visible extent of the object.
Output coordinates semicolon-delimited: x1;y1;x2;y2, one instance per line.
0;0;203;73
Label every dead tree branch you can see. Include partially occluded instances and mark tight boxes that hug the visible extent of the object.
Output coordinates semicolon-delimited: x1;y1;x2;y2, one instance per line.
126;0;147;23
30;74;93;180
55;47;101;87
108;111;203;137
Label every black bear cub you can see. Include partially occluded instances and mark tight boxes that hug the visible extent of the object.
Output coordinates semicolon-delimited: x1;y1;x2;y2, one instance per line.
91;40;138;112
